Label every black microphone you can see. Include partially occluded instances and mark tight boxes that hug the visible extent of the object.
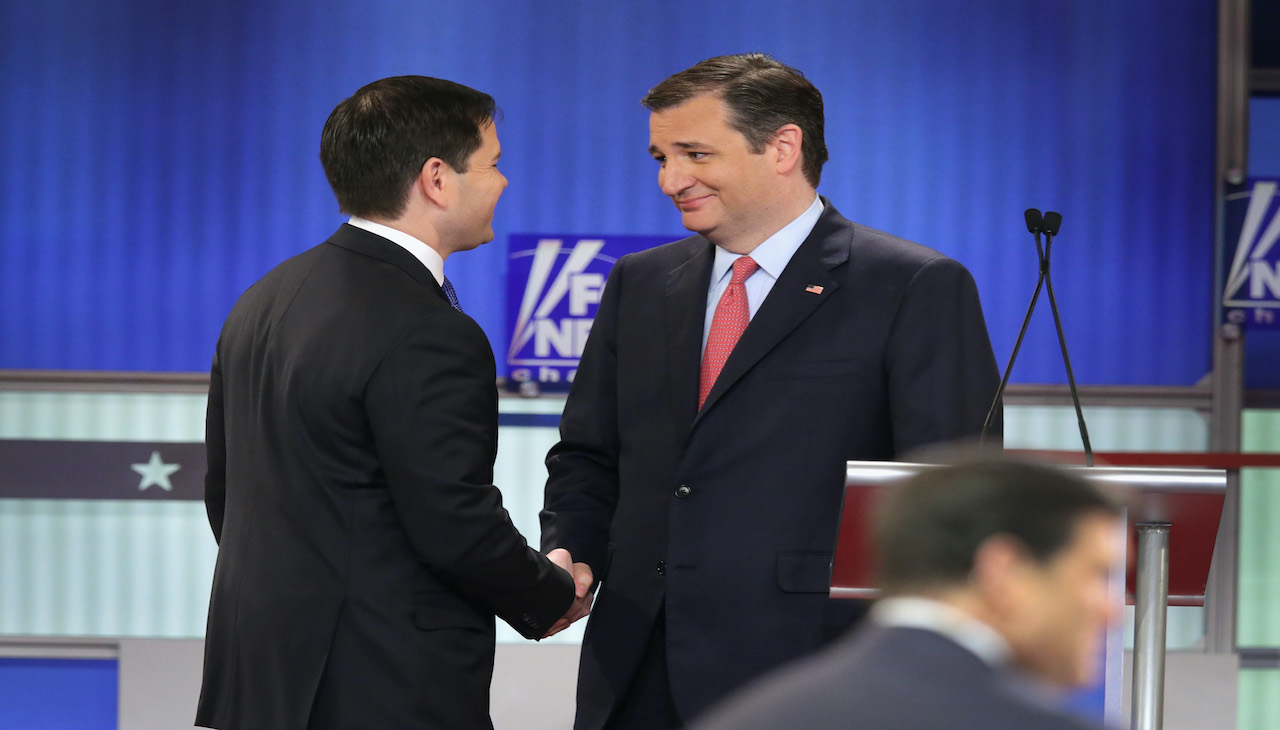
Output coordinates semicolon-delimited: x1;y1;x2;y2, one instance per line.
1042;211;1062;236
1025;208;1044;234
1038;212;1093;465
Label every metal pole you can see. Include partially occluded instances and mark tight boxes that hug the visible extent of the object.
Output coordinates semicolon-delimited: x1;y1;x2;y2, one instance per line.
1132;523;1171;730
1205;320;1242;654
1205;0;1250;656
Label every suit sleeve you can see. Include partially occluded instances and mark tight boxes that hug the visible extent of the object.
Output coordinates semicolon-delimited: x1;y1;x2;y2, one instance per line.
540;256;626;577
204;346;227;543
365;310;573;639
885;256;1001;455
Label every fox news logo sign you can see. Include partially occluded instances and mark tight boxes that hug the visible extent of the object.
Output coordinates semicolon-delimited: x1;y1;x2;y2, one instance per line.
506;234;670;390
1223;178;1280;329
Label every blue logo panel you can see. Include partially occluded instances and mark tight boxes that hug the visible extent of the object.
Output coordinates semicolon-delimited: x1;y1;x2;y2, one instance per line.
1223;178;1280;329
506;234;671;391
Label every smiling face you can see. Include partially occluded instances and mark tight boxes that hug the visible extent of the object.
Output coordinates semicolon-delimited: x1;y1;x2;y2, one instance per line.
649;94;803;253
442;120;507;253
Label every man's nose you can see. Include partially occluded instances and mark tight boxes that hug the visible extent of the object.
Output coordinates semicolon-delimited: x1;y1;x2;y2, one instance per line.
659;162;693;197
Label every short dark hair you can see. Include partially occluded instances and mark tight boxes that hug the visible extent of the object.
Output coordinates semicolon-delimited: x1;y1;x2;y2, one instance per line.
642;53;828;187
319;76;497;219
874;459;1122;595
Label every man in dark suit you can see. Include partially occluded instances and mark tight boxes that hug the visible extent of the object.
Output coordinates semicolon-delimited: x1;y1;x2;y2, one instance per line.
540;54;1001;729
197;76;577;730
691;458;1124;730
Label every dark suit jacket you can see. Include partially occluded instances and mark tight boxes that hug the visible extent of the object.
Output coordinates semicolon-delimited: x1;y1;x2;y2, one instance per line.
541;201;1000;728
690;625;1103;730
197;224;573;730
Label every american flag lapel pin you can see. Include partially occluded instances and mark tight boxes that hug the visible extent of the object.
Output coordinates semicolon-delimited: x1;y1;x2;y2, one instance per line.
804;284;824;295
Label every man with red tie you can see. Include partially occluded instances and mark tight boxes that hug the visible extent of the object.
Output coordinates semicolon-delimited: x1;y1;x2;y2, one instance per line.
541;53;1001;729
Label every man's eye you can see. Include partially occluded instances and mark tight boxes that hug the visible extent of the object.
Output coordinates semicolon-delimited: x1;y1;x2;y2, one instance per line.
688;152;708;160
652;156;667;165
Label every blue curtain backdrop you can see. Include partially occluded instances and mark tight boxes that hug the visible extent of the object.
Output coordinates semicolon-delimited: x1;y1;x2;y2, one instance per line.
0;0;1216;385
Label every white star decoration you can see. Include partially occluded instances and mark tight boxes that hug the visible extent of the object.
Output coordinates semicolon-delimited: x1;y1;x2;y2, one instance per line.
131;451;181;491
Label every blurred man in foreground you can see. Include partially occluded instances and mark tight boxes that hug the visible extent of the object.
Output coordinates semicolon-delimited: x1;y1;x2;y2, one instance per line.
692;458;1122;730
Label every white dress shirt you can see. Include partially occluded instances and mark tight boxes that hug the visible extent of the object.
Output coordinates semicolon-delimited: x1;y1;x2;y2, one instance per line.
702;196;824;353
346;216;445;287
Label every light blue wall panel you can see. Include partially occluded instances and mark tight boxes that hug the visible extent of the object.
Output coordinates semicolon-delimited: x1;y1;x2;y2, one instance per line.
1239;409;1280;647
0;390;1221;643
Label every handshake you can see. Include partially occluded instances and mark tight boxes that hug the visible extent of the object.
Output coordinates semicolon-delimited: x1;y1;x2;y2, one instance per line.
545;548;595;638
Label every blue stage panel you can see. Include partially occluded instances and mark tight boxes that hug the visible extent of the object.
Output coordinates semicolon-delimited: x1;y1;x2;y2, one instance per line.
0;657;118;730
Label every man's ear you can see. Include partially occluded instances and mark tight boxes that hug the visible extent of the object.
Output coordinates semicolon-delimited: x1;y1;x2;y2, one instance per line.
418;157;451;208
771;124;803;176
970;534;1030;607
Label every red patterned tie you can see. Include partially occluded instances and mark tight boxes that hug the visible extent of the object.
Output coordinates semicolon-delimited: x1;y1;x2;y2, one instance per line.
699;256;759;409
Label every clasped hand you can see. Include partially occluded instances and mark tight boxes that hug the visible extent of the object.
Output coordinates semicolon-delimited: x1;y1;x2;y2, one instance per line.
545;547;594;637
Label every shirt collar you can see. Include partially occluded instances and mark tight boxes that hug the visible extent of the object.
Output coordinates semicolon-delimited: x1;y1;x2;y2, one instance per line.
711;195;824;283
346;216;445;287
871;596;1013;668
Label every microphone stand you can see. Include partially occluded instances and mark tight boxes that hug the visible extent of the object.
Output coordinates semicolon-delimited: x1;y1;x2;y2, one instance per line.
980;210;1047;448
980;210;1094;467
1040;212;1093;466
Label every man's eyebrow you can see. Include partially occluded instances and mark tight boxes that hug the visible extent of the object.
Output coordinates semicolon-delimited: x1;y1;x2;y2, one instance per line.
649;141;711;154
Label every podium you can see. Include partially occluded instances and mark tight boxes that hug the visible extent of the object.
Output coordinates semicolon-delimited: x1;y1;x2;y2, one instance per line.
832;461;1227;730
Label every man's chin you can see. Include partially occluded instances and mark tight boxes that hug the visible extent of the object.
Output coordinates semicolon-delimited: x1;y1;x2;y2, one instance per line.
680;213;714;235
1053;658;1100;691
460;230;495;250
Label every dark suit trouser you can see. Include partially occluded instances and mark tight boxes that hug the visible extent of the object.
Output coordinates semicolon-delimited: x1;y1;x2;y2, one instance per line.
605;607;682;730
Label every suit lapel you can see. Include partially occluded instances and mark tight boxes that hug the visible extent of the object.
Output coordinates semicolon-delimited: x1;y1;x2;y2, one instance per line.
663;241;715;440
326;223;448;302
695;203;852;419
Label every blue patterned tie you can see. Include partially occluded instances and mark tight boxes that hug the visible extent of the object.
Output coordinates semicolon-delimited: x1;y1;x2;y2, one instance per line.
441;276;463;313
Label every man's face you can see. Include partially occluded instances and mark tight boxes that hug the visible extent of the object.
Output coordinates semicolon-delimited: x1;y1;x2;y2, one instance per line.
446;120;507;252
1004;512;1124;688
648;94;784;250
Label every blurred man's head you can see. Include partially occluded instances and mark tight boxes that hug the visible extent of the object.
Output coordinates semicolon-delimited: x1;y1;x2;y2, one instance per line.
875;459;1124;688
